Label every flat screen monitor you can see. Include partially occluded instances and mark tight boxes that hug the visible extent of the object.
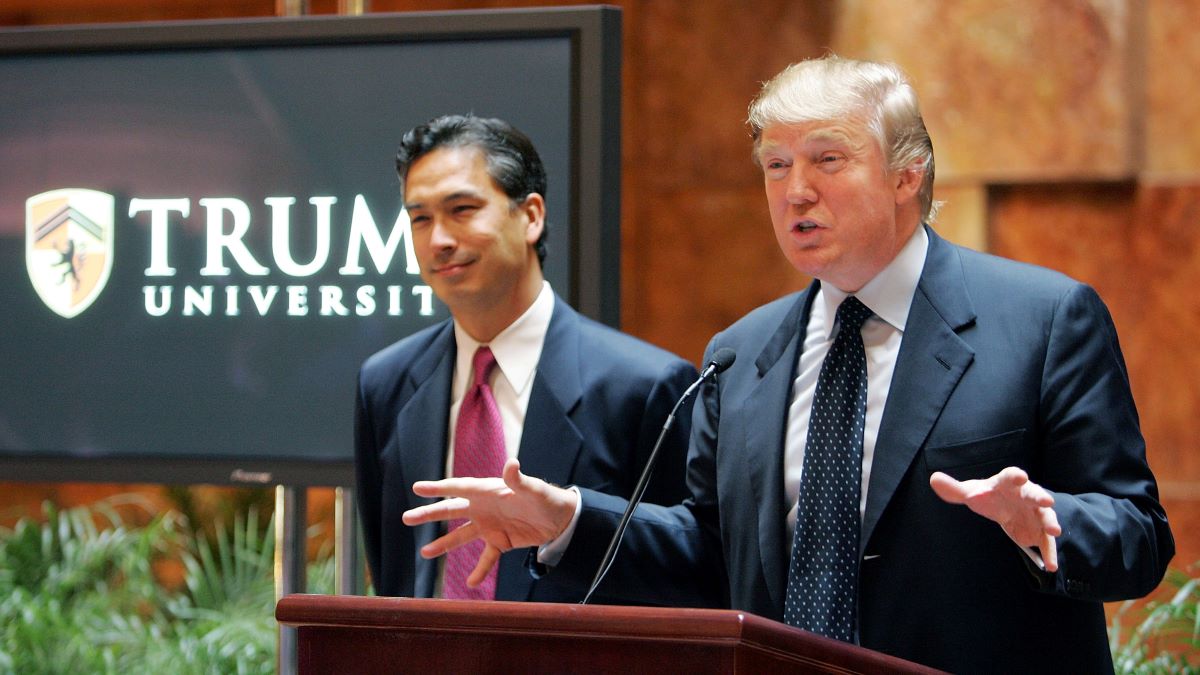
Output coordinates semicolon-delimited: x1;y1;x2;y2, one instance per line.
0;7;622;486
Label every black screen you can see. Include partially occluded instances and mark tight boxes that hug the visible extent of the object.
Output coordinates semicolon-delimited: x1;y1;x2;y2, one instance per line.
0;9;620;485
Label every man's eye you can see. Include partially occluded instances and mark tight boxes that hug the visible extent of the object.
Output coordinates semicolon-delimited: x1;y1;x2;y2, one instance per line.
816;154;846;171
409;214;430;227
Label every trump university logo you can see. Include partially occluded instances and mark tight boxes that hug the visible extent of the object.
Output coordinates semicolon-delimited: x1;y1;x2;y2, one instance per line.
26;188;115;318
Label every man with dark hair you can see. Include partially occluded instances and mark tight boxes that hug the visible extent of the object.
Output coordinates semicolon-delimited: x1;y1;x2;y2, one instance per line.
354;114;697;603
394;114;550;267
402;61;1173;672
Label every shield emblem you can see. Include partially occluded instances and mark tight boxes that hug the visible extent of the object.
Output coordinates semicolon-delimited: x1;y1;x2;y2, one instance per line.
26;188;115;318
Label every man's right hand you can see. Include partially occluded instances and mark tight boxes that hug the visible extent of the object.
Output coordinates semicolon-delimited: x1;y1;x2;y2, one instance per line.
402;457;579;588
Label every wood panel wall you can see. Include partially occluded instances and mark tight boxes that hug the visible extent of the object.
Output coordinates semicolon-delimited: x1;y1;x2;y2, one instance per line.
3;0;1197;573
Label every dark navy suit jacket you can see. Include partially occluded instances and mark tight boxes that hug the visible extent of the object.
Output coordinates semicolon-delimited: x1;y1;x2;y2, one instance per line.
552;227;1173;673
354;293;697;603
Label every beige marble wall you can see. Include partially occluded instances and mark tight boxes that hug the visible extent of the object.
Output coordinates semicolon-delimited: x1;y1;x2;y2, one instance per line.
1145;0;1200;180
833;0;1139;182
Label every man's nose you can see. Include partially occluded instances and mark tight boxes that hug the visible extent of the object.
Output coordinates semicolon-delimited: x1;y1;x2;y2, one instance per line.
428;217;457;249
786;168;817;205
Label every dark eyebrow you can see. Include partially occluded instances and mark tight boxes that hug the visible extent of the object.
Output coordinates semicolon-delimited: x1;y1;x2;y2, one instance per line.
404;190;483;212
441;190;484;203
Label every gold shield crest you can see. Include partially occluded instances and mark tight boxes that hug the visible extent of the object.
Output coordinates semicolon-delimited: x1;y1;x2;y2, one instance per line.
26;188;115;318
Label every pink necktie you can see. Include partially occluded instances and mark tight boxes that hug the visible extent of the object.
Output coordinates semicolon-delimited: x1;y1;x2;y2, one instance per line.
443;346;506;600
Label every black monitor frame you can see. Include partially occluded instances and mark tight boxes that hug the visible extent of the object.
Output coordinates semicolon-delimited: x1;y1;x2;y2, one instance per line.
0;6;621;487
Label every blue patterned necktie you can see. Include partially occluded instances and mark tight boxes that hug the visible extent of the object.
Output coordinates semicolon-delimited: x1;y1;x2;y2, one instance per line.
784;296;873;642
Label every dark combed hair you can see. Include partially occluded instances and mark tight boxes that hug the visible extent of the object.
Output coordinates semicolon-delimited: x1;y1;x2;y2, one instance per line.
396;114;549;266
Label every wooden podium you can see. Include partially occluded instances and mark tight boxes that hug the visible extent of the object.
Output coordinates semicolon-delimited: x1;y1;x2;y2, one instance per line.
276;594;943;673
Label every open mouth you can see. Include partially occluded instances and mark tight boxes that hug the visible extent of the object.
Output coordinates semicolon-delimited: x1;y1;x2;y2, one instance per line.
793;220;820;233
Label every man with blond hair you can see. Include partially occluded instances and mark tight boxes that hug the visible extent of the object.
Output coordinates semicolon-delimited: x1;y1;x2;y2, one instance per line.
402;59;1172;672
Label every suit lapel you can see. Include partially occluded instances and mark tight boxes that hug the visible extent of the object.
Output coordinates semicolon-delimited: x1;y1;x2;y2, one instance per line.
394;321;455;597
744;286;815;613
514;296;584;483
497;296;584;600
861;228;976;554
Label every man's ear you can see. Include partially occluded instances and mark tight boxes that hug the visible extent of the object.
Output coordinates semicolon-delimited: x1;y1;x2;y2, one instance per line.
894;161;925;206
521;193;546;245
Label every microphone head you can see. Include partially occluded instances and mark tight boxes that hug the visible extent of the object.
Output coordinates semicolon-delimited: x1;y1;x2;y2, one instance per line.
710;348;737;374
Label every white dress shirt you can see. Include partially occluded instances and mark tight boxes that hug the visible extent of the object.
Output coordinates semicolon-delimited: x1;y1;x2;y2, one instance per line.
445;280;555;475
783;226;928;540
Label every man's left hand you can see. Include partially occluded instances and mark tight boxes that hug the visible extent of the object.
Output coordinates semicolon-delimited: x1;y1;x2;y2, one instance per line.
930;466;1061;572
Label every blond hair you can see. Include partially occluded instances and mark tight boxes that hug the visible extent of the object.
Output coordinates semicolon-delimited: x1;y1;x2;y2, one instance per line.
748;55;939;222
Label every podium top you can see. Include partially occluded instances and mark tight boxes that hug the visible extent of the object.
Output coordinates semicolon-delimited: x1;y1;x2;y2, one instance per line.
277;594;945;674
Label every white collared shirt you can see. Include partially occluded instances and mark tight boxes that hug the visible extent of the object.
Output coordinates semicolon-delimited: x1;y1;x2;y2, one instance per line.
445;280;554;476
783;226;928;539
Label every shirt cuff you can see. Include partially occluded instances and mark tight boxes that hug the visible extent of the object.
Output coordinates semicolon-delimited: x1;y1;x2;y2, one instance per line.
536;485;582;566
1008;531;1047;571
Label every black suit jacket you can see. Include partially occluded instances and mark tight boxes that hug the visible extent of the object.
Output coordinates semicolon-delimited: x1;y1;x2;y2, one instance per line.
354;293;697;603
553;228;1173;673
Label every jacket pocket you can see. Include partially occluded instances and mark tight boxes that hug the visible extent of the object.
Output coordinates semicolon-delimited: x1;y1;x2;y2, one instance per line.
923;428;1027;478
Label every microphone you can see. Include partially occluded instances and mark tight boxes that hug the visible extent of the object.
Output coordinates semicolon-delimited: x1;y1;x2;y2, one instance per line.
580;347;736;605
